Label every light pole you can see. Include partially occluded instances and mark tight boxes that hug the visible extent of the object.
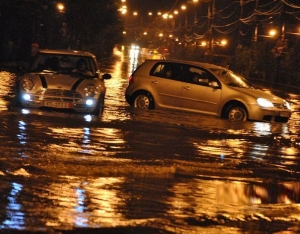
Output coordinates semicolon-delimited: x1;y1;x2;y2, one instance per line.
206;0;215;61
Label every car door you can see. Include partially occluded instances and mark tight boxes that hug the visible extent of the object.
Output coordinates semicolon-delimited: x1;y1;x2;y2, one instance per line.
180;66;222;115
149;62;183;109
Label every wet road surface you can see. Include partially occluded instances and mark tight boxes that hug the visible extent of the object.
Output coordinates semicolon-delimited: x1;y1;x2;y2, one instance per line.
0;50;300;233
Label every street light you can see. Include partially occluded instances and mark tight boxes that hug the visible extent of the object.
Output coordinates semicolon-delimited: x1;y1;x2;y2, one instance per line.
269;29;277;37
120;5;127;14
254;26;279;41
218;39;228;46
199;38;228;48
56;3;65;13
200;41;207;47
162;13;168;19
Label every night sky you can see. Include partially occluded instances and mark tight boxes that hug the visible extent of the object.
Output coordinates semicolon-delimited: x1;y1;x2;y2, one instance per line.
126;0;300;14
127;0;182;13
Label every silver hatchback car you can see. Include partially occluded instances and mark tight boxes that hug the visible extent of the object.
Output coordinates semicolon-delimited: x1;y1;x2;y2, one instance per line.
125;60;291;122
19;49;111;115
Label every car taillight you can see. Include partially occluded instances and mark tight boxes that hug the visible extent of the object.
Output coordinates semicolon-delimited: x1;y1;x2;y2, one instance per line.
128;75;134;83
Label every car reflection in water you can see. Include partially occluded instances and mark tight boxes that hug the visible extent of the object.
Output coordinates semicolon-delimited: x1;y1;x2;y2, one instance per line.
2;174;300;230
129;44;140;74
216;181;300;204
0;71;17;111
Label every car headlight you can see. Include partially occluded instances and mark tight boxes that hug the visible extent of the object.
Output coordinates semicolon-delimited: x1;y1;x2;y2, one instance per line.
85;99;94;107
257;98;274;108
84;84;98;97
22;93;31;101
22;78;34;91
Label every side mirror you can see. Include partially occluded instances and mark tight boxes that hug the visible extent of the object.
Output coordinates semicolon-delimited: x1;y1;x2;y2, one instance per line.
102;73;112;80
209;81;220;89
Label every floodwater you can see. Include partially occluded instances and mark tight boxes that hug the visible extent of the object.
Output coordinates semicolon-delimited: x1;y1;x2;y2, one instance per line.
0;48;300;233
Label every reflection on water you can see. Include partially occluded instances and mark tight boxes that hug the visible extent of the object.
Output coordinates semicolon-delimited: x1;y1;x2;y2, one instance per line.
129;45;139;74
2;173;299;232
17;120;27;145
1;56;300;233
2;182;24;230
216;181;300;204
44;176;125;228
167;178;300;233
0;71;16;111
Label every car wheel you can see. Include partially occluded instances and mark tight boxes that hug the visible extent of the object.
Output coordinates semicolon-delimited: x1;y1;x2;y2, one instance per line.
133;92;154;109
228;106;247;121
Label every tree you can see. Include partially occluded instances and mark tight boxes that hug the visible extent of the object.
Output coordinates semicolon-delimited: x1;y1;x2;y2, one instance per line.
280;39;300;85
0;0;49;61
64;0;124;58
0;0;124;62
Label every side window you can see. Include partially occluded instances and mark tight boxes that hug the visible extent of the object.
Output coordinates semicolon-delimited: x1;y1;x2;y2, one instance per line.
151;63;164;77
150;63;181;81
188;67;216;87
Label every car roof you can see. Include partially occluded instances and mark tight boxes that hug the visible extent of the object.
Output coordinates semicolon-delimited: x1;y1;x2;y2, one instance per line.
143;59;225;70
38;49;96;58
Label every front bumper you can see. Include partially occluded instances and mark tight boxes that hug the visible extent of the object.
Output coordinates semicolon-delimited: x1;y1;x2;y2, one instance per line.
248;105;291;122
20;92;99;113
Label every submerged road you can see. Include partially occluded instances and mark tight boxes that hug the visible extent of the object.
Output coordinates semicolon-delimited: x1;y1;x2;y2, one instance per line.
0;50;300;233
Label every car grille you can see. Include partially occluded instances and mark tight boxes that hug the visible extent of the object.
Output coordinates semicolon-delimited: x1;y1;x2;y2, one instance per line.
33;89;83;102
273;103;289;109
36;89;82;98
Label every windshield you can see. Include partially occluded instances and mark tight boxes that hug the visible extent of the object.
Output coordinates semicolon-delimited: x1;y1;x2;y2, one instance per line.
30;53;96;77
211;68;254;89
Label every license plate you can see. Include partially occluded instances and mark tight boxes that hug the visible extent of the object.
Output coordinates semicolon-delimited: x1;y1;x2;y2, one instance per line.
44;101;72;108
280;111;290;117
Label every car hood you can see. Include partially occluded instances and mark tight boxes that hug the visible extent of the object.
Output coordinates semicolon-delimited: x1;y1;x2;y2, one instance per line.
37;73;92;90
231;87;286;104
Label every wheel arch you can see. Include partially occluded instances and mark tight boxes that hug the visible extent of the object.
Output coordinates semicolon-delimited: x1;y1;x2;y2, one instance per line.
131;90;155;109
91;93;105;115
221;100;248;119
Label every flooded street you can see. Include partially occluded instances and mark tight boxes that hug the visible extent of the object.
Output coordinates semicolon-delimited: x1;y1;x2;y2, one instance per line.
0;49;300;233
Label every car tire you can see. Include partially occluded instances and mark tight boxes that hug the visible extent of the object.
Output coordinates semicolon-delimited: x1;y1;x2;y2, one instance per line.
227;106;247;121
133;92;154;109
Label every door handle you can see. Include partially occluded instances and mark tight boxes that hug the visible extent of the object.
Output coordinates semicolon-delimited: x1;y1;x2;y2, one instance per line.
183;86;190;90
151;81;158;84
